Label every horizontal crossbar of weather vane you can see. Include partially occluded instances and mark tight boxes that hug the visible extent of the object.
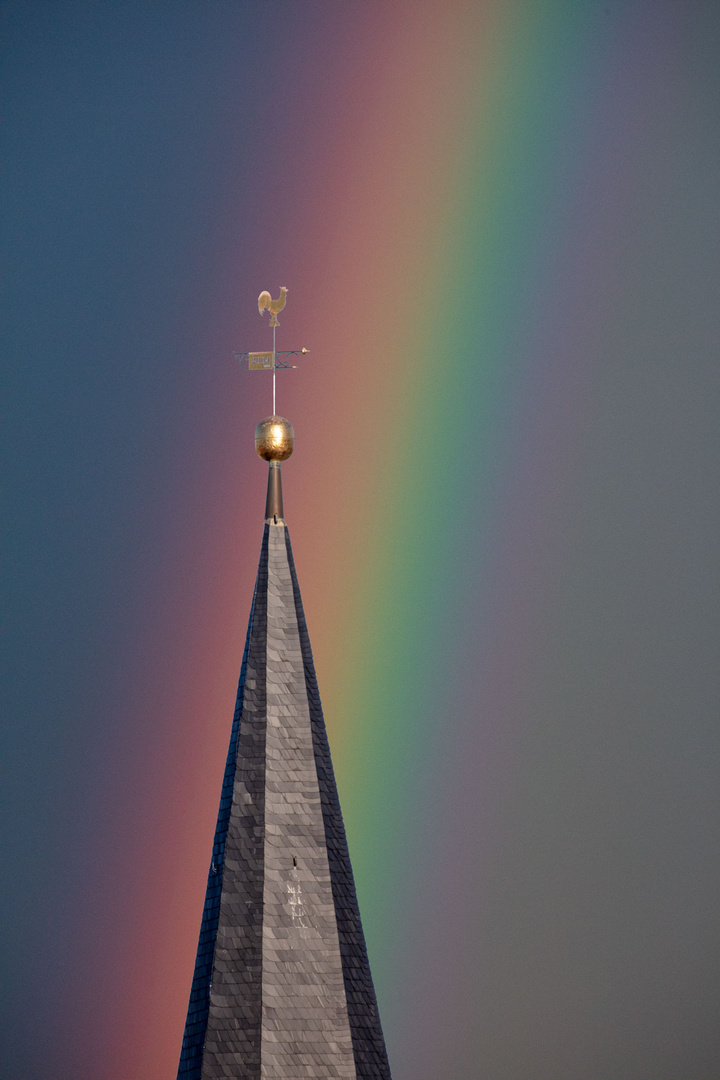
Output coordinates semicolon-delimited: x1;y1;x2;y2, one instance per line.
234;349;310;370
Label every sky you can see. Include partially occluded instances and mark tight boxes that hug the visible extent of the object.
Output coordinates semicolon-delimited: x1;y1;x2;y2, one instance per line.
1;2;719;1078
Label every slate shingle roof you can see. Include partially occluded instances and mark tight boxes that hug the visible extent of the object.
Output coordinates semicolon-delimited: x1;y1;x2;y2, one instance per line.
177;517;391;1080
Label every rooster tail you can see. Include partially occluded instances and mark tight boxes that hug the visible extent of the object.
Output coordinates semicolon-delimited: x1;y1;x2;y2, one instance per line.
258;290;272;315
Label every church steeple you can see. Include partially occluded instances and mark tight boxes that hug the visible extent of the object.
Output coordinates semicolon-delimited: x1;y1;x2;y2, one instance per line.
177;418;391;1079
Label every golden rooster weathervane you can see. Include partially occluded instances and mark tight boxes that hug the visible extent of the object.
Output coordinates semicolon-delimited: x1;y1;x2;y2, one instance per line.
257;286;288;327
234;287;309;416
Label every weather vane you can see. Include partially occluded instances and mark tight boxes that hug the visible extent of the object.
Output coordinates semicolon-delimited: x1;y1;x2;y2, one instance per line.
234;287;309;416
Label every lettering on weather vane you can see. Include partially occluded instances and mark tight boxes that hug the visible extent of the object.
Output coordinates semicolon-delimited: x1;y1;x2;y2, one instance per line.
234;287;309;415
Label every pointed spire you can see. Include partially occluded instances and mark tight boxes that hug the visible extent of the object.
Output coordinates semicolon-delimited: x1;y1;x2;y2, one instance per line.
177;420;391;1079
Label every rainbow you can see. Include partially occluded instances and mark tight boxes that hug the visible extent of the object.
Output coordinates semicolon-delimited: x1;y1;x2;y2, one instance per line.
86;2;647;1075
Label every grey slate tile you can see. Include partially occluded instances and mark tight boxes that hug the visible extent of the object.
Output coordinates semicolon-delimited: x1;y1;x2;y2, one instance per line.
177;519;391;1080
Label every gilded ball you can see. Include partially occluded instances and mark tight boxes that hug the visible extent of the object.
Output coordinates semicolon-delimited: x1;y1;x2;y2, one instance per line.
255;415;295;462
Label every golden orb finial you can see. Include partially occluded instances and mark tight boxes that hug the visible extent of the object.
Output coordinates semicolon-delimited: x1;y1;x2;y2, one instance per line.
255;415;295;462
